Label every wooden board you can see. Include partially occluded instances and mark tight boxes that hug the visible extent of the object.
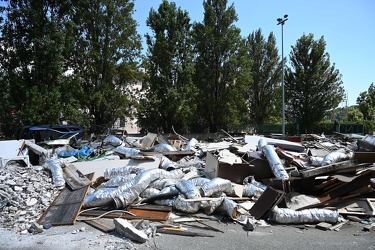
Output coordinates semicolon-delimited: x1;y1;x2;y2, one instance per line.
80;205;171;221
37;173;94;226
300;160;355;178
84;219;115;233
63;162;91;190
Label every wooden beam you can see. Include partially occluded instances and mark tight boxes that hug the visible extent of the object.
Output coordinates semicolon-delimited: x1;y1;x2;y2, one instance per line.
300;160;355;178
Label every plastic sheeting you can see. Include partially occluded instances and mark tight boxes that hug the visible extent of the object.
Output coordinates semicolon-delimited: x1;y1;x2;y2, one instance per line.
258;138;289;180
45;158;65;188
269;208;339;224
201;177;234;197
322;151;354;166
175;179;201;199
103;135;122;147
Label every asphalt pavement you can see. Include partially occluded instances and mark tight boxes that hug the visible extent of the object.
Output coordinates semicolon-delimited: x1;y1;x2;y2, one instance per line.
1;217;374;250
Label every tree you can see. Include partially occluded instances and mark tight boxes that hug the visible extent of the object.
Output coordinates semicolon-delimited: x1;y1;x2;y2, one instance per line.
245;29;281;128
0;0;74;136
65;0;142;133
138;0;196;133
346;106;364;122
285;33;345;133
192;0;249;132
356;83;375;120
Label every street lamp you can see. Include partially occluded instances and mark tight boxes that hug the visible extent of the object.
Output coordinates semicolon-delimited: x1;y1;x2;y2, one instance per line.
277;14;288;139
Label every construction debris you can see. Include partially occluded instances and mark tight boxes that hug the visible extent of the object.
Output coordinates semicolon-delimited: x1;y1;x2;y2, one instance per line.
0;131;375;246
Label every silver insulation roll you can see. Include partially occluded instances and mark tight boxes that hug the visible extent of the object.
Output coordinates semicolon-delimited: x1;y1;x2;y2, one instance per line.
217;197;239;219
257;138;268;150
150;179;178;190
200;195;225;214
114;146;140;158
98;174;137;188
154;198;175;207
269;208;339;224
309;156;324;167
243;176;267;190
159;186;180;195
104;165;143;180
188;177;210;187
113;169;165;208
242;183;265;198
322;151;354;166
162;168;185;179
149;144;177;152
83;180;135;207
103;135;122;147
158;155;177;170
258;138;289;180
201;177;234;197
173;195;201;213
45;158;65;188
175;179;201;199
184;138;198;151
140;187;161;198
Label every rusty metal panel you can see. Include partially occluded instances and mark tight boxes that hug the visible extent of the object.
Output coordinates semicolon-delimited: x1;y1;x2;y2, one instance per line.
249;186;285;220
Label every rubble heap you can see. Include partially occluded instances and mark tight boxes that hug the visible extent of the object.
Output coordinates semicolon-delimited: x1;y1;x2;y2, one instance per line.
0;131;374;242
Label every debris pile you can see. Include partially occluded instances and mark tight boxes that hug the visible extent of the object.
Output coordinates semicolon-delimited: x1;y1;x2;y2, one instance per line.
0;131;375;243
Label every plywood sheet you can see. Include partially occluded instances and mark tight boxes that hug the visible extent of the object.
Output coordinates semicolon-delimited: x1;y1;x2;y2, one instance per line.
37;173;94;226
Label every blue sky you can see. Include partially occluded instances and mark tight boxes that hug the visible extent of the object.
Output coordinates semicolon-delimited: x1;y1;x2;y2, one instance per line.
134;0;375;107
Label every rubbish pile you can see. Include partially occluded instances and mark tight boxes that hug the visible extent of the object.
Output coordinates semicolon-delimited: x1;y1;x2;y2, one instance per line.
0;131;375;243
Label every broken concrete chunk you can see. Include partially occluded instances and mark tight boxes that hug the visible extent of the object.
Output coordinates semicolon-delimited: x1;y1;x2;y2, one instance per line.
114;218;148;243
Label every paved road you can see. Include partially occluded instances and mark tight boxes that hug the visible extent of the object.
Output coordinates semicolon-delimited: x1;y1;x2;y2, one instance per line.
1;218;374;250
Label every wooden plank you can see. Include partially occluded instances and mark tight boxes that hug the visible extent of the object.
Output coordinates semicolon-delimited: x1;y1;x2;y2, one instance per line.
300;160;355;178
80;205;171;221
37;173;94;226
141;132;157;148
84;219;115;233
63;162;91;190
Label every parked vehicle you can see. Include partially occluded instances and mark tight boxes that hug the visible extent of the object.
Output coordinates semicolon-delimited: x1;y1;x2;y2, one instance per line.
17;125;84;143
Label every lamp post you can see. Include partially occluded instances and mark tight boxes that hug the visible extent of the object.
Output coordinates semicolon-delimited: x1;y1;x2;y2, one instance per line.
277;14;288;139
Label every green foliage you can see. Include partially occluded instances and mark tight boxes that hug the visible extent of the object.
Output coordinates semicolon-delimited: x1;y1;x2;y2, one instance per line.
346;106;364;122
192;0;248;132
285;33;345;133
357;83;375;120
64;0;142;133
245;29;281;125
138;0;196;133
0;0;76;136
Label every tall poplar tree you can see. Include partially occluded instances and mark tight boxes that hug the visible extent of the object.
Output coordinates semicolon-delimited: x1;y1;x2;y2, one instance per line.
192;0;248;132
285;33;345;133
0;0;72;136
245;29;281;128
65;0;142;133
139;0;195;133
